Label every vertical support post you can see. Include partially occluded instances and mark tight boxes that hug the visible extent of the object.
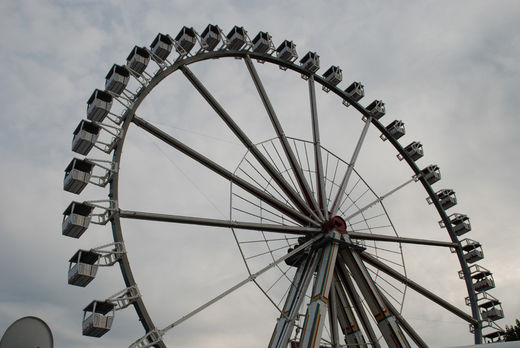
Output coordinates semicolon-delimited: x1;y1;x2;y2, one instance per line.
269;249;320;348
379;288;429;348
298;231;341;348
328;278;340;347
335;265;380;348
339;243;411;348
333;280;367;347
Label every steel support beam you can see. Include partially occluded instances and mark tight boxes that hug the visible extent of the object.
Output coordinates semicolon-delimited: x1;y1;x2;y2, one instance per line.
298;231;341;348
359;252;477;325
333;280;367;347
160;234;323;335
269;249;320;348
335;261;381;348
132;115;318;227
328;278;341;347
245;55;323;221
339;248;411;348
119;209;320;235
308;75;328;219
348;232;457;248
378;288;428;348
180;65;320;222
330;118;371;216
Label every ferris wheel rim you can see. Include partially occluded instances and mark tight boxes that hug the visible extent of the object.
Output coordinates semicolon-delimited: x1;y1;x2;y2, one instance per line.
110;50;481;346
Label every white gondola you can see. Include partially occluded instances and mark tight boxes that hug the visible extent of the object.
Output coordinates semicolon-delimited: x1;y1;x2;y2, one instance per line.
465;265;495;293
72;120;101;155
126;46;150;76
64;158;94;194
150;33;173;62
175;26;197;55
201;24;220;51
483;330;504;343
451;213;472;236
105;64;130;95
366;100;385;120
82;301;114;337
322;66;342;86
344;82;364;102
460;239;484;263
86;89;113;123
252;31;274;54
226;26;247;50
68;249;100;287
276;40;297;62
385;120;405;140
421;165;441;185
399;141;423;161
480;298;504;322
436;189;457;210
62;201;93;238
299;51;320;73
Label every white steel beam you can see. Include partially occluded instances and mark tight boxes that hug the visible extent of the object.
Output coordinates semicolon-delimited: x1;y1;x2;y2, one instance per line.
308;75;328;219
298;231;341;348
132;115;319;227
245;55;323;221
119;209;320;235
333;280;367;347
335;263;381;348
338;247;411;348
330;118;371;216
180;65;320;222
158;234;323;336
348;231;457;248
268;249;320;348
359;252;477;324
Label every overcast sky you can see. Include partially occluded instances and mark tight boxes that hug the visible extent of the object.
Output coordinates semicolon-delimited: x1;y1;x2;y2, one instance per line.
1;1;520;347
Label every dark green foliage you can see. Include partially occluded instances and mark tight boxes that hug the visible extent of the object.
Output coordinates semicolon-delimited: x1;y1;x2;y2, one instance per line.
505;319;520;341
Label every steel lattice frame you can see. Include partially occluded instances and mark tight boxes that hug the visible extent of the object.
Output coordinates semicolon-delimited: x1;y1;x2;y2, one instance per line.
62;25;505;348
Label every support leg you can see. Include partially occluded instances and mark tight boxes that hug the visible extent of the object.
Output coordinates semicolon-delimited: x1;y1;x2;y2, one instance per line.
298;232;341;348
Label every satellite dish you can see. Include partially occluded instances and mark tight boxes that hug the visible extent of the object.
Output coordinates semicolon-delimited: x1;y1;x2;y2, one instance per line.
0;316;53;348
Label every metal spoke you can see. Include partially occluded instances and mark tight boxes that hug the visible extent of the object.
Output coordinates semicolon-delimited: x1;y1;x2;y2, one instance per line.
359;252;477;324
119;209;320;235
245;55;323;220
330;118;372;216
180;65;320;222
132;115;319;227
309;75;328;219
348;231;457;248
345;176;417;222
160;234;323;335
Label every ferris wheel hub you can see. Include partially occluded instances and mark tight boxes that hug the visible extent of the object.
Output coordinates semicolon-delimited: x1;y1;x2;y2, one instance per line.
323;216;347;234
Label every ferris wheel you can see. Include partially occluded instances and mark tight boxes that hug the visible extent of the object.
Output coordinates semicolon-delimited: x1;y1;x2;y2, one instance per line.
62;24;505;347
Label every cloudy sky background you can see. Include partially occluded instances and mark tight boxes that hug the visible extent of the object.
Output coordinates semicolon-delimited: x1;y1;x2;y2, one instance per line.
1;1;520;347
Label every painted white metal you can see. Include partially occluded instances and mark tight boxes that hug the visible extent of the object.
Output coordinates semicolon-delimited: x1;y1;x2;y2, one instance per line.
330;118;372;216
268;250;320;348
339;243;411;348
129;235;323;348
298;231;341;348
